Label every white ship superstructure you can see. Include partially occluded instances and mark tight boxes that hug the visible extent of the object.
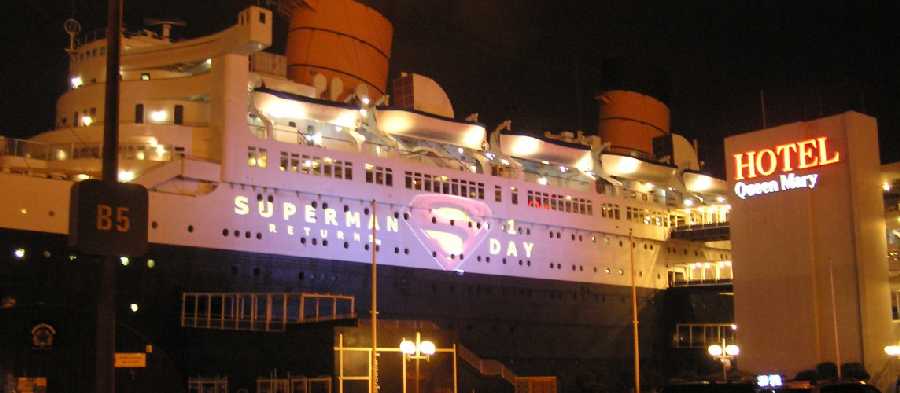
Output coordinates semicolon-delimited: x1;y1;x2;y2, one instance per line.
0;5;733;290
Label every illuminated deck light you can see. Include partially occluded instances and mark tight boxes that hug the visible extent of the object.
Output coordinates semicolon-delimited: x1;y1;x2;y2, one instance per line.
130;303;139;313
13;248;26;259
81;115;94;126
150;110;168;123
120;256;130;266
118;170;136;182
70;76;83;89
147;259;156;269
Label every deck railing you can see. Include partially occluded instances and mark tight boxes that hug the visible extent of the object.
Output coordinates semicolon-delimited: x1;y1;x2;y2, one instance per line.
181;292;356;332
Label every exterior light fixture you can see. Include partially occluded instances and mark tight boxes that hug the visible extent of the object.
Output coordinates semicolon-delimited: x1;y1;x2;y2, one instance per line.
130;303;139;313
361;96;370;105
885;182;892;192
541;160;550;165
884;345;900;357
75;173;90;181
120;256;130;266
716;196;726;203
708;339;739;382
70;76;83;89
149;110;168;123
400;339;416;355
81;115;94;126
118;170;136;182
537;177;548;186
147;259;156;269
683;199;694;207
13;248;26;259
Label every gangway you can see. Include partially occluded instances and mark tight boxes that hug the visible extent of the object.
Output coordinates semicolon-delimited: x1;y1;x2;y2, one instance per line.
181;292;356;332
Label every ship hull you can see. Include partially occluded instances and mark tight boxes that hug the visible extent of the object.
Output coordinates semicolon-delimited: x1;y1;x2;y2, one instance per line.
0;227;669;393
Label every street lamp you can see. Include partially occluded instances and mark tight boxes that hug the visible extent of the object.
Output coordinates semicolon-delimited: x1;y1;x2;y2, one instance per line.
400;332;436;393
708;339;740;382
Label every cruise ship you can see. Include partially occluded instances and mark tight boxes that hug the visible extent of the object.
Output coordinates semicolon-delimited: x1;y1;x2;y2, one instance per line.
0;2;737;393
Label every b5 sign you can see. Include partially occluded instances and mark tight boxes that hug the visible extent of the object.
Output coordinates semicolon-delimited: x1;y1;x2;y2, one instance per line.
69;180;148;256
732;137;840;199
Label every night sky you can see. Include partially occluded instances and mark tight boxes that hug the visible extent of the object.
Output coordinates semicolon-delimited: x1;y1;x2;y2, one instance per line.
4;1;899;177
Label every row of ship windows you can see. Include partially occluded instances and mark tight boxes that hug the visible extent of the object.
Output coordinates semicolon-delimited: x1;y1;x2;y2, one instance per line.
246;146;664;226
61;104;186;127
665;247;730;260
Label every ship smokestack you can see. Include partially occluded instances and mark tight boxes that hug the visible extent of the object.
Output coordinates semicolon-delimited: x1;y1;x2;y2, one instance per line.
284;0;393;102
594;58;671;157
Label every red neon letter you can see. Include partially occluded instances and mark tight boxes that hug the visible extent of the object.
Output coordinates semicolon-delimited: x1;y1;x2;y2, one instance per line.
734;152;756;180
797;139;819;169
817;137;840;165
775;143;798;172
755;149;778;176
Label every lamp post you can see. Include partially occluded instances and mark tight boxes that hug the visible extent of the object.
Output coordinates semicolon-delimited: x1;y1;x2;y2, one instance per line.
708;339;740;382
400;332;437;393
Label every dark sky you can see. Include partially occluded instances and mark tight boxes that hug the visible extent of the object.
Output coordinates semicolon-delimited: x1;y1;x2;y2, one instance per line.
4;1;899;177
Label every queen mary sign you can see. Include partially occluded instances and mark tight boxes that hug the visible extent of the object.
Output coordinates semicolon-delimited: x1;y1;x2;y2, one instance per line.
731;136;840;199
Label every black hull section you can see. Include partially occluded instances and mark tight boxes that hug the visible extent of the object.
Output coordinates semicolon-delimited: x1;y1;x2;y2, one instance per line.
0;228;673;393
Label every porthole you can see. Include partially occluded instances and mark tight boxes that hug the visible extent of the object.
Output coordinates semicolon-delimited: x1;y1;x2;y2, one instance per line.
365;244;371;251
187;225;194;233
571;234;576;241
394;212;400;219
403;212;410;220
578;235;583;242
322;240;328;246
394;247;400;254
502;258;507;264
450;219;455;226
256;194;263;201
364;208;370;215
432;217;437;224
152;221;158;229
298;272;305;280
518;260;523;266
222;229;229;236
527;260;531;266
344;205;350;212
486;256;491;263
323;202;329;209
432;251;437;257
301;237;307;244
476;222;481;229
459;253;463;259
256;233;262;240
556;232;561;239
245;231;251;238
343;242;349;249
477;256;482;262
267;195;274;203
404;248;409;255
233;230;240;237
311;201;318;208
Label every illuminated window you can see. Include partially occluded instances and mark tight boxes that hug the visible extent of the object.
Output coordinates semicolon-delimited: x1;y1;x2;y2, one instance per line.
510;187;518;205
140;72;150;81
365;164;392;186
247;146;267;168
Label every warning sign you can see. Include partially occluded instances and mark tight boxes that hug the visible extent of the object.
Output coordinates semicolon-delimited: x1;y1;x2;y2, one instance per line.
115;352;146;368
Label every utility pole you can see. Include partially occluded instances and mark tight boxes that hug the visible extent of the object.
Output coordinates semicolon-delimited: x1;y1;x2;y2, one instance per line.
97;0;122;393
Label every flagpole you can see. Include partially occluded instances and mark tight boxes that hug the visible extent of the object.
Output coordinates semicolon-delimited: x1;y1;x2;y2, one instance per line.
370;200;379;393
630;229;641;393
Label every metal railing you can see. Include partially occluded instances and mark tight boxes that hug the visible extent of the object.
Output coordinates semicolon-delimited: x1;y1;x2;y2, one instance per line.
181;292;356;332
257;376;332;393
673;323;737;349
0;136;176;162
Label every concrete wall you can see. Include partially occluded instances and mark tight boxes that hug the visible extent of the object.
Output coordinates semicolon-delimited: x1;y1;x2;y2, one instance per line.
724;112;892;387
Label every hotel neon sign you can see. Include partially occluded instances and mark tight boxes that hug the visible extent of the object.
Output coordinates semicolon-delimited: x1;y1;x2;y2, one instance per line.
732;136;840;199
